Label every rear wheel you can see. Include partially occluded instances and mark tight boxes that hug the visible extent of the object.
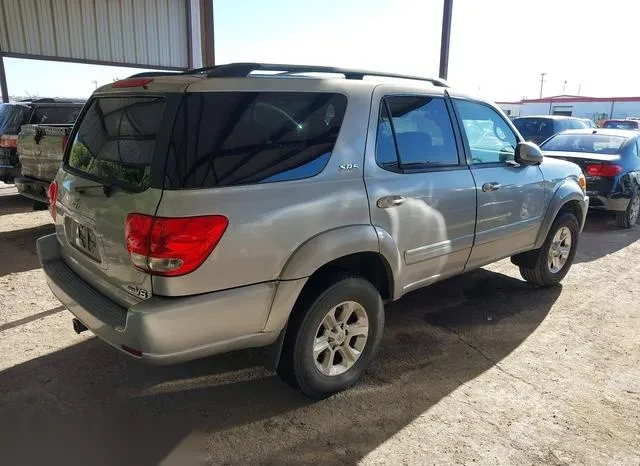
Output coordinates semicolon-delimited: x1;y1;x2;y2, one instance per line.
519;211;579;287
615;191;640;229
277;275;384;399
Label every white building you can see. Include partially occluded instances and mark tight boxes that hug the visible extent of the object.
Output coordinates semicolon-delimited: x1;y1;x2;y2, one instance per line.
497;95;640;124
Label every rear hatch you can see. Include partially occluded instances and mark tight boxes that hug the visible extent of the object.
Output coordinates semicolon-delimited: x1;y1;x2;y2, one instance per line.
0;103;31;168
54;86;186;307
18;124;70;181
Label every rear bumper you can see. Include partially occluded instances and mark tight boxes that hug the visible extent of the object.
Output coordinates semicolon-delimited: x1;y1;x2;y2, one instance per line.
37;233;281;365
586;191;629;212
14;176;49;203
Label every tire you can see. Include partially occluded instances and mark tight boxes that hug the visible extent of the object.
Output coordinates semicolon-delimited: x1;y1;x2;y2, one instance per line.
277;274;384;399
615;191;640;229
519;211;580;287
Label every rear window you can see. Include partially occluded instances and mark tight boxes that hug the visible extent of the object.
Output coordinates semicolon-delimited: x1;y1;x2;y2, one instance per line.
541;133;627;154
164;92;347;189
513;118;555;141
603;120;639;130
66;97;166;191
32;106;83;124
0;104;30;134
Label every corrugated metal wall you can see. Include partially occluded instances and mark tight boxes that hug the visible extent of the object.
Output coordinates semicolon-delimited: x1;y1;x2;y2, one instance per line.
0;0;189;69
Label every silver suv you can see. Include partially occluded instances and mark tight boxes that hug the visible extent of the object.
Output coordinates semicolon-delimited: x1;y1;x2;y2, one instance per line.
38;63;588;399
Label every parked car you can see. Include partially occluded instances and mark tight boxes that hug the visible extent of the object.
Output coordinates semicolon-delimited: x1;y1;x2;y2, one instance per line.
38;63;588;399
601;119;640;130
541;128;640;228
0;99;84;184
512;115;590;145
15;124;74;207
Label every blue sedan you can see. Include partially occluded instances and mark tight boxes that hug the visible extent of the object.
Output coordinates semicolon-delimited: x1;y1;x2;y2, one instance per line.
540;128;640;228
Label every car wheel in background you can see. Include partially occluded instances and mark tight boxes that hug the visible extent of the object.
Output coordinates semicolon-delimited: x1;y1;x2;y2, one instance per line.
519;211;580;287
616;191;640;229
278;274;384;399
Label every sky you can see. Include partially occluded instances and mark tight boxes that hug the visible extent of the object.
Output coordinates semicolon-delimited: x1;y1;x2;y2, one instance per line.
3;0;639;101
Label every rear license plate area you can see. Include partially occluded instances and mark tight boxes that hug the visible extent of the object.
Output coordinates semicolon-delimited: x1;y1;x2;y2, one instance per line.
70;220;101;261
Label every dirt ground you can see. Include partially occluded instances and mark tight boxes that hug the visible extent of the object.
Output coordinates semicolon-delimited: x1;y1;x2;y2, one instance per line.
0;181;638;466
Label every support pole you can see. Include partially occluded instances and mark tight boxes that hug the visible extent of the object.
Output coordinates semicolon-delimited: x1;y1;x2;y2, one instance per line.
199;0;215;67
0;55;9;103
439;0;453;80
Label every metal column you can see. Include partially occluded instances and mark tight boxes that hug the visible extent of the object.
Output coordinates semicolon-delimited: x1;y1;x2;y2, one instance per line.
0;55;8;103
438;0;453;80
199;0;215;67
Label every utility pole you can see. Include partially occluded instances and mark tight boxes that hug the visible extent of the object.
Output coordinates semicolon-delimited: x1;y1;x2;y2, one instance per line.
562;80;567;94
539;72;547;98
577;82;582;95
91;80;98;90
438;0;453;80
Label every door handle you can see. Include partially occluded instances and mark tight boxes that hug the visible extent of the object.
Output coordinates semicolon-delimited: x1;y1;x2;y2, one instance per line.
482;182;501;192
377;195;406;209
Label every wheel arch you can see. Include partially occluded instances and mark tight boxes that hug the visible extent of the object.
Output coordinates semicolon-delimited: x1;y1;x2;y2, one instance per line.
535;181;587;249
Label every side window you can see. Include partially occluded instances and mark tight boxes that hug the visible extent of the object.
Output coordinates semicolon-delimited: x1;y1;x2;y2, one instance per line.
634;139;640;159
165;92;348;188
375;102;399;168
375;95;458;169
454;99;518;164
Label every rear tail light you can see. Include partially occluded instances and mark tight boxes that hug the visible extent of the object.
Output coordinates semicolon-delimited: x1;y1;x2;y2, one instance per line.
112;78;153;88
125;214;228;276
47;180;58;220
586;163;623;177
0;135;17;148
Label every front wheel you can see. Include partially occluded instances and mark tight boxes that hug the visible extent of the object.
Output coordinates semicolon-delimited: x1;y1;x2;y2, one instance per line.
519;211;580;287
277;275;384;399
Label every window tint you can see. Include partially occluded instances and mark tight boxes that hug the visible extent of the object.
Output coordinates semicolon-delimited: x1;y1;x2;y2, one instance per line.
165;92;347;188
67;97;166;190
33;106;82;124
376;95;458;169
513;117;555;142
455;100;518;164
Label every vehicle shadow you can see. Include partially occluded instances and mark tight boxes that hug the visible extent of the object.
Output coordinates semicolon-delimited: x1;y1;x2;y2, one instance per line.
0;268;561;465
574;211;640;263
0;190;35;216
0;224;55;277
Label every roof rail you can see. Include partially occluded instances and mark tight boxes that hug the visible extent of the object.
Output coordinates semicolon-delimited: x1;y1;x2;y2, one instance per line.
204;62;448;87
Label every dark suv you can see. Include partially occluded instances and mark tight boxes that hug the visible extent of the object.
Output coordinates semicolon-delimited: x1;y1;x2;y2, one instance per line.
0;99;84;183
512;115;590;145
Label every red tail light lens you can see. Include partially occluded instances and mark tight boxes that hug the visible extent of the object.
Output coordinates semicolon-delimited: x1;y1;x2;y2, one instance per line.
47;180;59;220
0;135;17;148
586;163;623;177
125;214;228;276
112;78;153;88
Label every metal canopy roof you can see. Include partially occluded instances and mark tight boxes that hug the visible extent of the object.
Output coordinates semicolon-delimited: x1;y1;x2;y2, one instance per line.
0;0;190;69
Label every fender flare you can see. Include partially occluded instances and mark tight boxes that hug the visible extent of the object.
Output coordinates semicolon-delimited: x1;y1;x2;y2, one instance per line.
534;180;587;249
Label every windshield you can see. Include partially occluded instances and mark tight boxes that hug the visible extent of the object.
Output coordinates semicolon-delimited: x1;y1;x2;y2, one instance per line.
0;104;30;134
541;133;627;154
603;121;638;130
66;97;166;191
513;118;555;141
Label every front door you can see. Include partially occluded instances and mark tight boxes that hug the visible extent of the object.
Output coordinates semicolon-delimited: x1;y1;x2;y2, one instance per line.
452;99;546;269
365;89;477;295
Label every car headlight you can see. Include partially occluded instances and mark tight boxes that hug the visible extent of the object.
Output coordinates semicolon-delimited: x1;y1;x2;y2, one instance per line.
578;173;587;193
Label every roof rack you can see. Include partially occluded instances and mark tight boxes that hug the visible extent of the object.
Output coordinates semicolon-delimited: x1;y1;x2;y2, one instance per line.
127;62;448;87
206;63;448;87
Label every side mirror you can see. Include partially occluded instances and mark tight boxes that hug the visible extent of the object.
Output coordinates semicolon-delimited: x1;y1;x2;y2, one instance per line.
515;141;544;165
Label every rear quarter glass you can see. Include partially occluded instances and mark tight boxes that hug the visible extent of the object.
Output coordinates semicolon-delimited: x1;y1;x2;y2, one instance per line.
163;91;348;189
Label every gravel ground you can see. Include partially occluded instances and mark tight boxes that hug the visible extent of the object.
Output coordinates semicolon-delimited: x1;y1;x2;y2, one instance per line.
0;181;638;465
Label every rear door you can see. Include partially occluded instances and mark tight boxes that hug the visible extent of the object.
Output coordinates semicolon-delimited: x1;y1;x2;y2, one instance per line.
452;99;546;269
365;88;477;293
55;95;174;307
